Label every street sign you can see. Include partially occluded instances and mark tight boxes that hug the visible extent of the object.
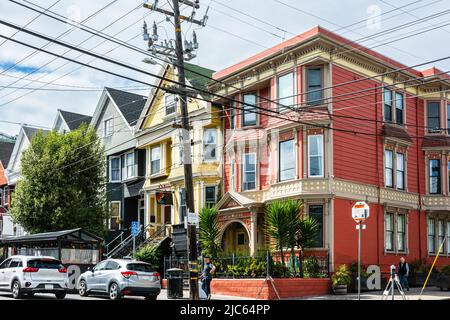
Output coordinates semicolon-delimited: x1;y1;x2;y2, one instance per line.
131;221;139;237
352;201;370;222
188;211;198;227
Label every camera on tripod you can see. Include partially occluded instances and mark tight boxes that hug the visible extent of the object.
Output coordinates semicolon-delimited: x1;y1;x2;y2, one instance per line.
390;264;397;277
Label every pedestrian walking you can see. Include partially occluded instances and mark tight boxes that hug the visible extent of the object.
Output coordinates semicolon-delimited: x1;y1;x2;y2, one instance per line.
200;256;216;300
398;257;410;291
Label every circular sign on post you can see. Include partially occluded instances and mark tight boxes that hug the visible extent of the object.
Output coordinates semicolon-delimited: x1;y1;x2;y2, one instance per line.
352;201;370;222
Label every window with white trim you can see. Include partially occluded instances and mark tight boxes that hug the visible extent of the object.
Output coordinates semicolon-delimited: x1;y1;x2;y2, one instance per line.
204;186;216;207
279;139;295;181
308;135;323;178
427;102;441;133
3;187;8;207
396;152;405;190
306;67;323;105
395;92;404;125
383;89;405;124
385;211;407;253
165;94;177;115
104;118;113;137
384;89;393;122
428;217;436;254
109;157;121;182
438;220;445;254
429;159;441;194
385;150;393;188
278;72;294;112
243;94;257;127
242;153;256;191
308;205;324;248
203;128;217;161
123;152;135;180
230;158;235;192
151;145;161;175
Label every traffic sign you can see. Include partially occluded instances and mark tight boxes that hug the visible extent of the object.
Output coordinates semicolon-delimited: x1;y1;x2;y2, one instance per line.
352;201;370;222
131;221;139;237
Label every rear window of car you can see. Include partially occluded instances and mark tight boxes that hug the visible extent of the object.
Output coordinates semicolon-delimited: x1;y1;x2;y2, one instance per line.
27;259;63;269
126;263;155;273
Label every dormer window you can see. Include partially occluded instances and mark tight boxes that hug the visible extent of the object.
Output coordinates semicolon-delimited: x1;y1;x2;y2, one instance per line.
165;94;177;115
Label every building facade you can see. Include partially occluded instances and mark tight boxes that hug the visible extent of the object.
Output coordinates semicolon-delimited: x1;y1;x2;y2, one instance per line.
91;87;147;241
0;139;15;236
210;26;450;272
135;62;221;240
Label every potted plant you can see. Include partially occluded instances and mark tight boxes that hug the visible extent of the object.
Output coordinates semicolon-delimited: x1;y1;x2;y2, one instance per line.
436;265;450;291
331;264;351;295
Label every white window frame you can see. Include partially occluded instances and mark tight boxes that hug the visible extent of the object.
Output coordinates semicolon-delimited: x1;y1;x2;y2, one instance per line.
204;185;217;207
165;94;177;116
384;211;407;254
426;101;441;133
242;93;258;127
279;139;295;182
429;158;441;195
150;145;162;176
385;149;394;188
427;217;436;254
396;152;405;190
109;156;121;183
307;135;324;178
203;128;217;161
230;157;235;192
103;117;113;137
123;151;136;180
383;88;405;125
277;71;295;112
242;153;256;191
3;187;7;206
306;66;324;105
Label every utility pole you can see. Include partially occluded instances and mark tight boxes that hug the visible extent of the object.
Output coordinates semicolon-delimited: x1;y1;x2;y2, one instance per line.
142;0;208;300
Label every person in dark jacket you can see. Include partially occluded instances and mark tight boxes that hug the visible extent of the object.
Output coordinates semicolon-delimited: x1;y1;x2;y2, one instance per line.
200;256;216;300
398;257;410;291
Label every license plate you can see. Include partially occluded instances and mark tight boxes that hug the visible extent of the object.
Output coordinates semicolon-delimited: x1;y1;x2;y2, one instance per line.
45;284;53;290
140;275;152;280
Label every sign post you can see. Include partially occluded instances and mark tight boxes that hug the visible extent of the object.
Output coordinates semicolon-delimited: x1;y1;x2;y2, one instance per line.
131;221;139;255
352;201;370;301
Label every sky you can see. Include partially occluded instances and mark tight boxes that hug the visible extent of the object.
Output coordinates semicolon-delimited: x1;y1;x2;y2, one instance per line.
0;0;449;136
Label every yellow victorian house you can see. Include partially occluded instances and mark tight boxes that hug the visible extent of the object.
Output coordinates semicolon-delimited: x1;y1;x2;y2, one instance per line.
135;62;222;239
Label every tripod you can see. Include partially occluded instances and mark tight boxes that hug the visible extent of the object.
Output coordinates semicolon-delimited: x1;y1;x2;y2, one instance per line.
382;272;406;300
256;252;281;300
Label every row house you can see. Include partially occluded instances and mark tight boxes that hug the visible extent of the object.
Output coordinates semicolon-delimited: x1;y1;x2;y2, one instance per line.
209;26;450;272
90;88;147;242
135;62;221;242
0;138;15;236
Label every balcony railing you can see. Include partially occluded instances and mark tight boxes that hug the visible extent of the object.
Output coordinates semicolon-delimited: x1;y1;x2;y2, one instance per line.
422;195;450;210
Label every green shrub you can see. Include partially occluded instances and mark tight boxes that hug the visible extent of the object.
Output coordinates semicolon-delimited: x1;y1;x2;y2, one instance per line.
331;264;351;286
133;244;161;267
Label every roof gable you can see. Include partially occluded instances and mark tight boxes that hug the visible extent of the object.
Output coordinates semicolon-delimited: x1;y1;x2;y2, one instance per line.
0;141;15;169
105;87;147;126
56;109;92;131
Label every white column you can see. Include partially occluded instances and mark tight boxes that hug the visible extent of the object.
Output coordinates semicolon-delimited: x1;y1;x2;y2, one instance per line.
250;209;258;256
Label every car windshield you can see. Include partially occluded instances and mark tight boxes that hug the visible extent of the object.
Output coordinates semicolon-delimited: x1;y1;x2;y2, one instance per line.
126;263;155;273
27;259;63;269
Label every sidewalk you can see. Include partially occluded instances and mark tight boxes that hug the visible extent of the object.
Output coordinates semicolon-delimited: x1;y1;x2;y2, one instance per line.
297;287;450;300
159;289;255;300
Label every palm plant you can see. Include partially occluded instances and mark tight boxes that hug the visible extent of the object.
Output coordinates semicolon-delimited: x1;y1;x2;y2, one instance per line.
284;199;303;274
264;201;291;268
296;215;319;277
199;206;222;258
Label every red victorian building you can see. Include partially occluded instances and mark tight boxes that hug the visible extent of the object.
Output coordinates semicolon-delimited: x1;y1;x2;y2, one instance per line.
209;26;450;274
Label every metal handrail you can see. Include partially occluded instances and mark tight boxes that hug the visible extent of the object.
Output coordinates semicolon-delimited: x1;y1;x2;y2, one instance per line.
106;225;144;258
135;224;167;251
105;231;124;255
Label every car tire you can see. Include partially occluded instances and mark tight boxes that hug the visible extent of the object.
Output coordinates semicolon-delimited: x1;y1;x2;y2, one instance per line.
78;280;89;297
145;293;158;300
109;283;121;300
55;292;66;299
11;280;23;299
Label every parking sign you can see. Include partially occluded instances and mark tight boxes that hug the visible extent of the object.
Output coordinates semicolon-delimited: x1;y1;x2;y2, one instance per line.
131;221;139;236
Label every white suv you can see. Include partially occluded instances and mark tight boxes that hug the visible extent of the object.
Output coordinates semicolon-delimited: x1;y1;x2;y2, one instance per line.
0;256;69;299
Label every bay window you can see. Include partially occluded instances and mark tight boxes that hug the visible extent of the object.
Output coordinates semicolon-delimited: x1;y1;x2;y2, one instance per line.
109;157;121;182
151;145;161;175
205;186;217;207
123;152;135;179
395;92;404;125
396;152;405;190
306;67;323;105
308;205;324;248
203;128;217;161
384;89;393;122
243;93;257;127
278;72;294;111
385;150;393;188
385;212;407;253
308;135;324;177
427;102;441;133
428;218;436;253
242;153;256;191
279;139;295;181
429;159;441;194
165;94;177;115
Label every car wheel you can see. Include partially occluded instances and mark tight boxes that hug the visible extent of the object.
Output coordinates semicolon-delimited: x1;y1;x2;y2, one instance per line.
11;280;23;299
78;280;89;297
55;292;66;299
145;293;158;300
109;283;121;300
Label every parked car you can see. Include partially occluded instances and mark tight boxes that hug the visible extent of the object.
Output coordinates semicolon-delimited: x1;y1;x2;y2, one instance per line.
0;255;68;299
77;259;161;300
